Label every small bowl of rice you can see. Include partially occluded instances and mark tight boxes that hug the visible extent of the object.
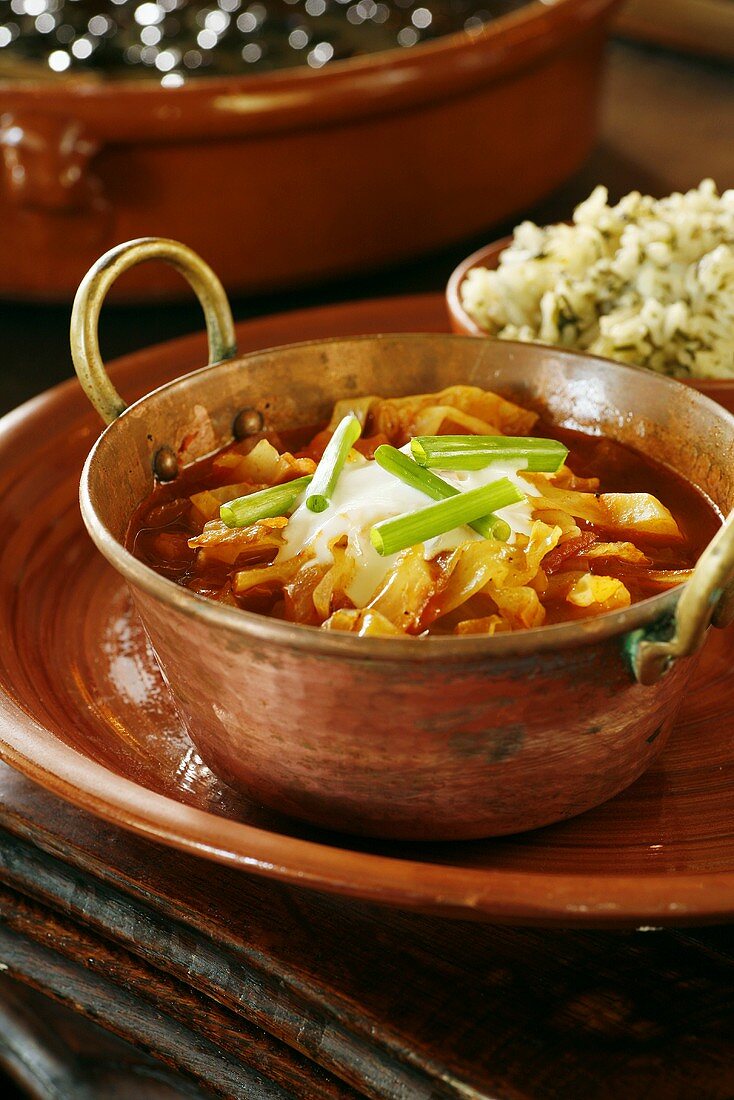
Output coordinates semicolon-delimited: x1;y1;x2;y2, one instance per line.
446;180;734;411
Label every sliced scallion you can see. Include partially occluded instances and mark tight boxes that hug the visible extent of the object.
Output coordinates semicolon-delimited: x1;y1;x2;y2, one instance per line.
411;435;568;472
220;475;312;528
370;479;523;557
486;517;512;542
374;445;515;540
306;414;362;513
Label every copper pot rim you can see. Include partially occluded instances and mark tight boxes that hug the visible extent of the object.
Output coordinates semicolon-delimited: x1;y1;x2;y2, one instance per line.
446;237;734;399
0;0;619;140
77;330;724;665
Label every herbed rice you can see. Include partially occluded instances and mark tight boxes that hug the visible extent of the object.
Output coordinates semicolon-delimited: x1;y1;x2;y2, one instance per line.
460;180;734;379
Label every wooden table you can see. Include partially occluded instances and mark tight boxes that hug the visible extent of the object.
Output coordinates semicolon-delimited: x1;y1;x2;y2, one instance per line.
0;40;733;1100
2;762;734;1100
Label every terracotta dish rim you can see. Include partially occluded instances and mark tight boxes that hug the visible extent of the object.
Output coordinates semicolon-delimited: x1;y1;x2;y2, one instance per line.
0;0;618;138
1;705;734;926
1;296;733;925
0;0;592;90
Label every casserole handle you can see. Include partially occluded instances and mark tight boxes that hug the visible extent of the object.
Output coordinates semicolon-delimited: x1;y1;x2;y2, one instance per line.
628;509;734;685
70;238;237;425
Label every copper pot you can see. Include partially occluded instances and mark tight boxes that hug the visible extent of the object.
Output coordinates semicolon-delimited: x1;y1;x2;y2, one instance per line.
1;0;621;302
446;236;734;415
72;239;734;840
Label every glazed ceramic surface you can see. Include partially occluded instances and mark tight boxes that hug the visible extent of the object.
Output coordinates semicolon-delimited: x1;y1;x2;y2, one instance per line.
2;296;734;922
446;237;734;414
0;0;621;301
2;295;734;922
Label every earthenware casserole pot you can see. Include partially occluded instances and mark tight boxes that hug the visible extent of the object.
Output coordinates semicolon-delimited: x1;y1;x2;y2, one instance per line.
72;239;734;841
2;0;622;302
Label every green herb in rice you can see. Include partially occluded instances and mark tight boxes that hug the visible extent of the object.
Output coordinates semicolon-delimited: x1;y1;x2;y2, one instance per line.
460;180;734;379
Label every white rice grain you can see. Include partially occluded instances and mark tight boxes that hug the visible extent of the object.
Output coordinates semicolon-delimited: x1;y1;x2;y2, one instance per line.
461;180;734;378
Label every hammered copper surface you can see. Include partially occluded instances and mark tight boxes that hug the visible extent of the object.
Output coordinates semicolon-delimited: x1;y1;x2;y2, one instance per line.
1;296;734;922
75;310;734;839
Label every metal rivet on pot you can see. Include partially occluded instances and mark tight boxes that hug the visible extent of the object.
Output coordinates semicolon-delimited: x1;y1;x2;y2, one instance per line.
233;407;264;439
154;445;179;482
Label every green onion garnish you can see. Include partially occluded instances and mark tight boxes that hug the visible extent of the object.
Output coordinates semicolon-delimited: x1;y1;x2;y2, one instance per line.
370;479;523;557
411;435;568;472
306;414;362;513
220;475;312;528
374;445;514;540
485;517;511;542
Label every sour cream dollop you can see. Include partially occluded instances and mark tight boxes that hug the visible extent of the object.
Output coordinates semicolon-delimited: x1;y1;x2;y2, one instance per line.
278;446;539;606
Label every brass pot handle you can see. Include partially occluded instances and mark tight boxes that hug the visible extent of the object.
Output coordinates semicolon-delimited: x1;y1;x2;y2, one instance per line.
629;509;734;685
70;237;237;425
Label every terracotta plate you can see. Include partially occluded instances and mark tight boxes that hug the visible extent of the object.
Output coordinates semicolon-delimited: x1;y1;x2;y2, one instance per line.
1;295;733;927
